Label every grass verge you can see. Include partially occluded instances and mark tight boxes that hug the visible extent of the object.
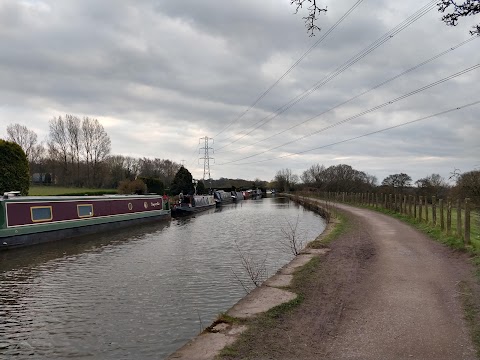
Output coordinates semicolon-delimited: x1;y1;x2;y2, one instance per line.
309;212;349;248
459;281;480;358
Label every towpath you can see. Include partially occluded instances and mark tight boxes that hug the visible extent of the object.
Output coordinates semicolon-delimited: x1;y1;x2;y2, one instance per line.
224;201;478;359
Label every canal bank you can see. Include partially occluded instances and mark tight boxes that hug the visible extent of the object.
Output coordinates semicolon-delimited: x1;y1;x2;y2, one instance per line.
168;196;335;360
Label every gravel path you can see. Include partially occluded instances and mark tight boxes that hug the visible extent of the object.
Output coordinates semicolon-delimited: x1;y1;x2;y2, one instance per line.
224;202;478;360
323;204;476;359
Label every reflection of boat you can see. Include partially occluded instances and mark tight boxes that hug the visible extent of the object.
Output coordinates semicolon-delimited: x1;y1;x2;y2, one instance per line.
171;195;215;217
251;189;263;200
0;192;171;251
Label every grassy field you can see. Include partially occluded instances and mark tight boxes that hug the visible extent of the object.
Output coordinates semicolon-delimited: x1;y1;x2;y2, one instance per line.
29;185;117;196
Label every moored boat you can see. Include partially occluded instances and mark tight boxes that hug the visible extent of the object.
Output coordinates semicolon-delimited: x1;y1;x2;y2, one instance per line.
0;192;171;250
213;190;234;207
231;191;244;202
171;195;215;217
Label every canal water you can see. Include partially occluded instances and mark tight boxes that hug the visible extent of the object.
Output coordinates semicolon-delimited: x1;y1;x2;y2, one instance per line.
0;196;326;359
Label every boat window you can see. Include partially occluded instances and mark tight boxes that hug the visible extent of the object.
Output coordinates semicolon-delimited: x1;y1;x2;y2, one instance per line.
31;206;53;222
77;204;94;218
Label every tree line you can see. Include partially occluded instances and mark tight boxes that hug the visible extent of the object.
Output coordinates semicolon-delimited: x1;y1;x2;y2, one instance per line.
4;116;182;190
273;164;480;207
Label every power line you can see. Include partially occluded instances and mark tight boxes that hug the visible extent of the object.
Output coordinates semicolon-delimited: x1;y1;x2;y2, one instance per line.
221;99;480;165
220;35;478;154
217;63;480;165
213;0;365;139
215;0;438;152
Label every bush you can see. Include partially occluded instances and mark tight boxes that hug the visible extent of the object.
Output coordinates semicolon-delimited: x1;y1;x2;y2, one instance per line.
0;139;29;195
117;179;147;195
138;177;165;194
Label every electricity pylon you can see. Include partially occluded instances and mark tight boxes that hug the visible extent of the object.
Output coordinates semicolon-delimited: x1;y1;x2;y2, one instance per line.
199;136;214;181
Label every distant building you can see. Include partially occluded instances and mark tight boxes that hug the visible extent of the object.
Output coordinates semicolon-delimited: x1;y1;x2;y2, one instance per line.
31;173;54;184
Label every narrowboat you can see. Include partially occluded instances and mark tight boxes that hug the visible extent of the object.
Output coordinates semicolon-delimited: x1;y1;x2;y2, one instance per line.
0;192;171;250
213;190;234;206
171;195;215;217
231;191;244;202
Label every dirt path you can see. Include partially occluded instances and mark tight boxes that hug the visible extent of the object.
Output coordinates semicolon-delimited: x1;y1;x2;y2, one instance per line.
225;202;478;360
324;204;476;359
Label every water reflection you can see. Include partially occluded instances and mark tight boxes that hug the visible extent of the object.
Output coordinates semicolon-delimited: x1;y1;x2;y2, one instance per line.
0;197;325;359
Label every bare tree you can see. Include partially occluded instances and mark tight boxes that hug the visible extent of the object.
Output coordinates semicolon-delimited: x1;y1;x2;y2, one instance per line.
82;117;111;187
231;240;268;293
280;215;305;256
65;115;82;185
381;173;412;192
275;168;299;192
6;123;38;161
49;116;69;184
291;0;327;36
438;0;480;35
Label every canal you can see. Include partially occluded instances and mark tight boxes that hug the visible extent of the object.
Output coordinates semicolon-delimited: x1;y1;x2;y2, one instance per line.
0;196;326;359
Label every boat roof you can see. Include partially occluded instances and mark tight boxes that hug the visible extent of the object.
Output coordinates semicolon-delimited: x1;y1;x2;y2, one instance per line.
0;194;162;203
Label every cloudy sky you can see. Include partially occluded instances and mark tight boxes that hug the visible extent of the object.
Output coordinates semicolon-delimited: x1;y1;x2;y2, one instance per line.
0;0;478;183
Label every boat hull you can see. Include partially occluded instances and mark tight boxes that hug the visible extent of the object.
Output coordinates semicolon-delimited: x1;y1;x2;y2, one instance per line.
1;211;170;250
0;194;171;251
171;195;216;217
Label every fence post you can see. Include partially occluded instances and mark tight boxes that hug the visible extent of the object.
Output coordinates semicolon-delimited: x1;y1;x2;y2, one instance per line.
464;198;470;245
419;196;423;222
413;195;417;219
457;199;462;238
447;198;452;235
425;196;429;223
432;196;437;226
439;199;444;231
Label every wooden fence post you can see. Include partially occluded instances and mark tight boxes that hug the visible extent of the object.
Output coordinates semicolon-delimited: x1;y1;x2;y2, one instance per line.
413;195;417;219
447;198;452;235
439;199;444;231
457;199;462;238
419;196;423;222
432;196;437;226
425;196;429;223
464;198;471;245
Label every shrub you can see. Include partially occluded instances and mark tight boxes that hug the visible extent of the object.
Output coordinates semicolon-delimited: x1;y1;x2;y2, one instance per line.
138;176;165;194
117;179;147;195
0;139;29;195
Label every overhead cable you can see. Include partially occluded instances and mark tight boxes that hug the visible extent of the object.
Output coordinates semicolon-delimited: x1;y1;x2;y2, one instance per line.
216;63;480;165
215;0;438;152
220;35;478;154
212;0;365;139
221;99;480;165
